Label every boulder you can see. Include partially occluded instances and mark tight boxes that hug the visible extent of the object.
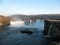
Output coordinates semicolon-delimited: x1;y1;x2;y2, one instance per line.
21;28;33;34
0;15;10;26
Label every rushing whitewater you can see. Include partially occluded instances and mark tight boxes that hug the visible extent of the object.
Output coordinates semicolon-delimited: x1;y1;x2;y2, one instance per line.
9;19;44;30
10;20;25;27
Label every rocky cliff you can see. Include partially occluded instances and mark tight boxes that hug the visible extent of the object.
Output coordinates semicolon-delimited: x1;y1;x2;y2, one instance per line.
0;15;10;26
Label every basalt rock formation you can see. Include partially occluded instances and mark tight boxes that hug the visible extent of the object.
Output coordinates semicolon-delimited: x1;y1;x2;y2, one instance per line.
0;15;10;26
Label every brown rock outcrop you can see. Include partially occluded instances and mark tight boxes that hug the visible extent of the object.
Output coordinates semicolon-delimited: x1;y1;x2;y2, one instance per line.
0;15;10;26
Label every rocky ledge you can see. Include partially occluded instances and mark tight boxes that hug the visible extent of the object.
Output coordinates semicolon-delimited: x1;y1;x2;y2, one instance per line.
0;15;10;26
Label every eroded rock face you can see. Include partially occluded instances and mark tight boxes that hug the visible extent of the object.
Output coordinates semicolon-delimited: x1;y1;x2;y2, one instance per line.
0;15;10;26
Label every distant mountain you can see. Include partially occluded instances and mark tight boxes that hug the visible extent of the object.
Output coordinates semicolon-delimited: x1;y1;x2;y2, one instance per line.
8;14;30;21
8;14;60;21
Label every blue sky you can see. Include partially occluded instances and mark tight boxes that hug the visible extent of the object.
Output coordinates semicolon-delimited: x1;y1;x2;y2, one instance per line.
0;0;60;15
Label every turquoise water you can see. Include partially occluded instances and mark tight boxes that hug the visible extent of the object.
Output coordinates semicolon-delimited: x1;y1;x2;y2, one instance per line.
0;20;51;45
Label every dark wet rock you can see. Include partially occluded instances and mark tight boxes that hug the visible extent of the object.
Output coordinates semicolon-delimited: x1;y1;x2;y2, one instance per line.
43;20;60;42
49;41;60;45
20;28;34;34
51;23;60;42
52;34;60;42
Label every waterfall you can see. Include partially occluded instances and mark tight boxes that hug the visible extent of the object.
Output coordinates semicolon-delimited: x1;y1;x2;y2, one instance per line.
9;20;25;27
47;24;53;36
8;19;44;30
44;24;53;37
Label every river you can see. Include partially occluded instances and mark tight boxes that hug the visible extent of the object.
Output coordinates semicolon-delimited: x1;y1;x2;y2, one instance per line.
0;19;51;45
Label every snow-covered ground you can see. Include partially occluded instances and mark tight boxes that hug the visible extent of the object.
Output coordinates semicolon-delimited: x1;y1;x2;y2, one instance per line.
9;19;44;30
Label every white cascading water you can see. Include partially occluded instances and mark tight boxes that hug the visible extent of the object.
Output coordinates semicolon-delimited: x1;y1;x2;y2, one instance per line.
9;19;44;30
9;20;25;27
